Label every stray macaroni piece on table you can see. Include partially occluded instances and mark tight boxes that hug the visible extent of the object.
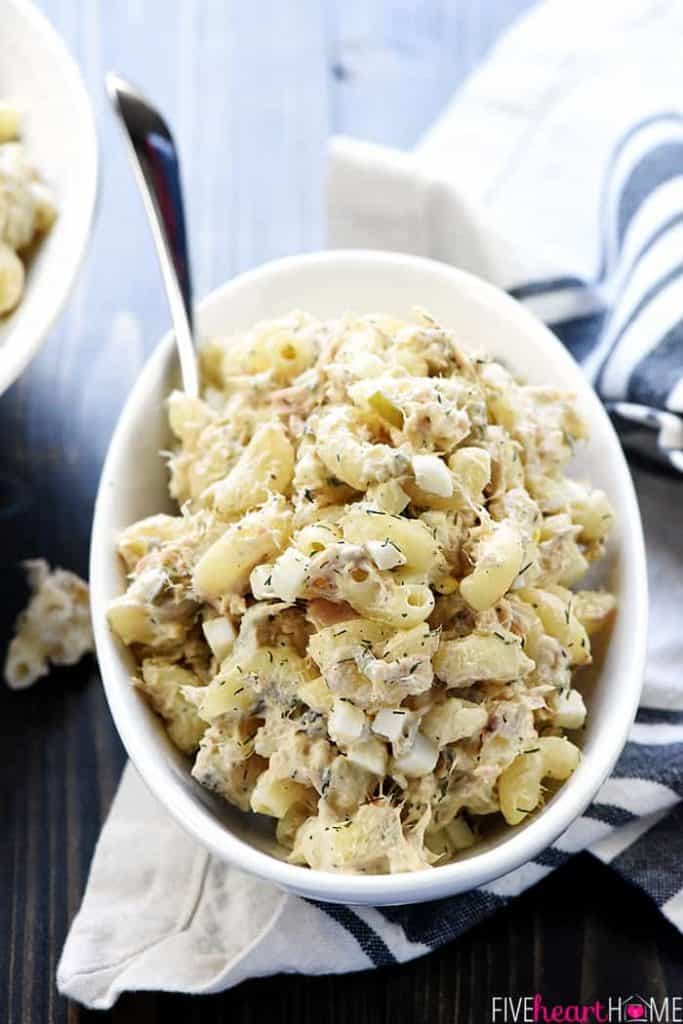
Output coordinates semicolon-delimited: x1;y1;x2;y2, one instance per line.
108;310;616;873
0;101;57;315
5;560;93;689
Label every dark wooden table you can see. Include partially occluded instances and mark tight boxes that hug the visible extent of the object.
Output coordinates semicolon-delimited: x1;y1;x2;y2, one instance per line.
1;2;681;1021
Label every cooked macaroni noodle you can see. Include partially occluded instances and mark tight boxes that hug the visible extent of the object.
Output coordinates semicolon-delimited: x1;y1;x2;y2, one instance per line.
0;101;57;315
5;560;93;689
109;309;616;873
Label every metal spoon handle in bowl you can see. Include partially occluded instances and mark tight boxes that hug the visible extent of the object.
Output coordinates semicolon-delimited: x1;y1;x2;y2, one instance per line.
106;72;199;397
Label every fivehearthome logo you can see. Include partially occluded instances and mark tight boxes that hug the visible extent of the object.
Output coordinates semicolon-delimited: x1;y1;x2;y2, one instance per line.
622;995;650;1021
490;993;682;1022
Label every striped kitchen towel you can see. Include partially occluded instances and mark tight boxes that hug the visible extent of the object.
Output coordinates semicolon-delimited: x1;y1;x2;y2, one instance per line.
58;0;683;1009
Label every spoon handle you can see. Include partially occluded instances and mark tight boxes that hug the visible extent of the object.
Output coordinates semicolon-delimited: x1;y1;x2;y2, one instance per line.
106;72;199;397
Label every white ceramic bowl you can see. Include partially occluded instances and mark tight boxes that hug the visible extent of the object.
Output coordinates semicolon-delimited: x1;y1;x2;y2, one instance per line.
0;0;98;394
91;251;648;906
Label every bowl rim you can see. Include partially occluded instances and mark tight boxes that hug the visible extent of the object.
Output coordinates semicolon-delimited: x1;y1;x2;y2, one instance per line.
0;0;99;395
91;249;648;905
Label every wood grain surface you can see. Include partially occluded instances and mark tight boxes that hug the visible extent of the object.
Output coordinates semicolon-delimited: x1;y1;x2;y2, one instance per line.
1;2;681;1022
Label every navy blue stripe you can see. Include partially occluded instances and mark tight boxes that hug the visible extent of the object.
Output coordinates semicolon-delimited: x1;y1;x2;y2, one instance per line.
614;210;683;406
618;140;683;246
602;210;683;402
597;111;683;279
610;802;683;908
595;259;683;395
613;741;683;796
535;847;571;869
623;209;683;283
628;317;683;409
552;311;606;363
584;804;636;829
636;706;683;726
508;276;586;301
379;888;506;947
308;901;396;966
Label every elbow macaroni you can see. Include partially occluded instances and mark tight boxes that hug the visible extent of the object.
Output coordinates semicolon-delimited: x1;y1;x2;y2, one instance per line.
109;309;616;874
498;736;581;825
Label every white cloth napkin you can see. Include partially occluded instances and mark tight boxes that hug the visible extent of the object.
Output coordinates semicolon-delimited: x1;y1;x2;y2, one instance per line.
58;0;683;1009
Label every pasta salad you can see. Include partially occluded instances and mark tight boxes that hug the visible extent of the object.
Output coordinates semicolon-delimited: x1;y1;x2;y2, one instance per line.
0;101;57;316
108;310;616;873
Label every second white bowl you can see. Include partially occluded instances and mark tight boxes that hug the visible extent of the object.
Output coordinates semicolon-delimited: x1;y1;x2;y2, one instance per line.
0;0;98;393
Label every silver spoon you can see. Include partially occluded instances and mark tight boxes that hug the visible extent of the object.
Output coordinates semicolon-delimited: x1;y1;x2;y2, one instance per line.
106;72;199;397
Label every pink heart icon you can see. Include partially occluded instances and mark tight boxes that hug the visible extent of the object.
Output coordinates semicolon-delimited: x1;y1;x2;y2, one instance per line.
626;1007;645;1020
